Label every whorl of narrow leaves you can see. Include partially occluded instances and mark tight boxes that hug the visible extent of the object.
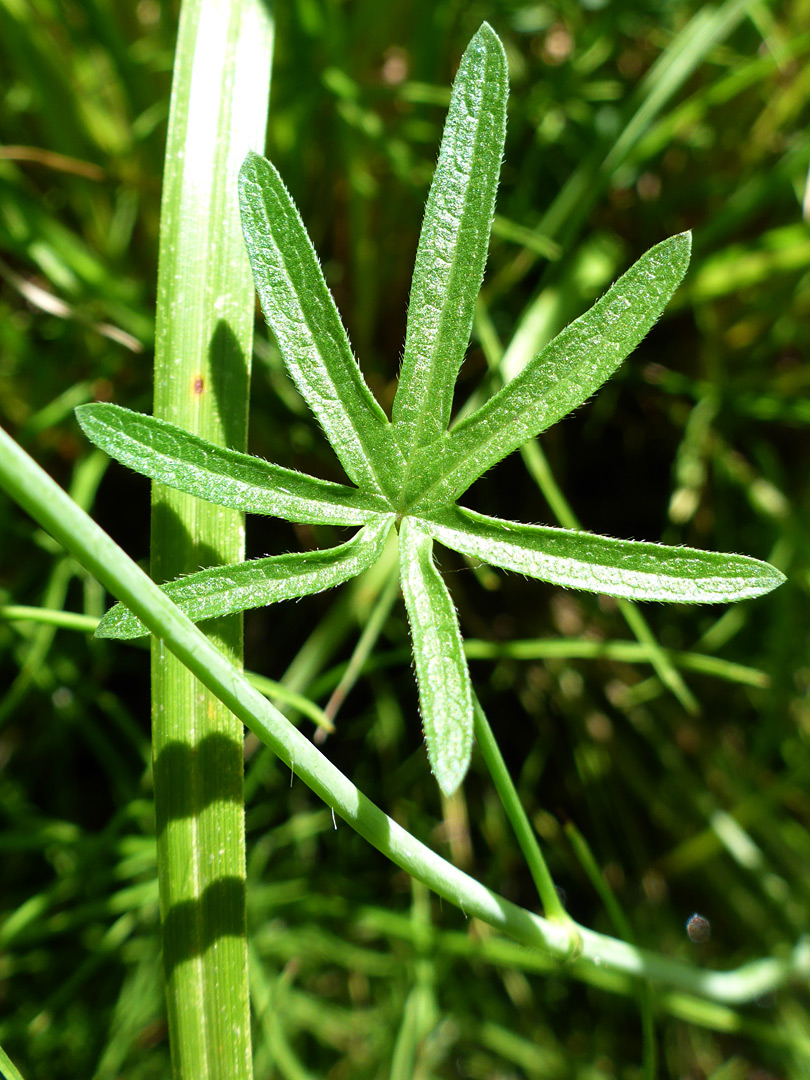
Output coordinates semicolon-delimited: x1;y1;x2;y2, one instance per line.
79;23;785;795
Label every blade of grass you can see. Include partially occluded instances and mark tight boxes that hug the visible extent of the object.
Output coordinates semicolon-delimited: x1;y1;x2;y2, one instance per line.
148;1;272;1077
0;448;108;725
539;0;753;245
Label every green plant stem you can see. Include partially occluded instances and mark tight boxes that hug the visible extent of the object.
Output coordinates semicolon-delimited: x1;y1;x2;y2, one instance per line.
322;565;400;726
472;697;573;932
565;822;657;1078
150;1;272;1076
0;610;766;691
2;422;806;1007
0;606;99;633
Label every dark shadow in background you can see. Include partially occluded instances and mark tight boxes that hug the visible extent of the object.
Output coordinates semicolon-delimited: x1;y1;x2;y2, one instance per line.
208;319;251;452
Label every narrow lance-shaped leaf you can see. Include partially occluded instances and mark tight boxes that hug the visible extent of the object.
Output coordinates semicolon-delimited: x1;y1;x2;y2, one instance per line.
239;152;401;495
399;517;473;796
404;232;692;511
97;515;395;640
392;22;508;456
76;403;389;526
424;504;786;603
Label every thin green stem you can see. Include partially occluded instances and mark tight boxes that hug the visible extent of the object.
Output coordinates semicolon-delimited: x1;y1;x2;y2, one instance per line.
473;697;573;933
0;1044;25;1080
322;560;400;727
1;422;808;1008
0;605;99;633
0;609;764;692
247;672;333;733
565;822;657;1078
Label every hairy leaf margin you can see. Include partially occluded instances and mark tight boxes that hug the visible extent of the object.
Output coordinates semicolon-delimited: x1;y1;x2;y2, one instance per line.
392;22;508;457
76;403;390;526
404;232;693;510
97;514;396;640
399;517;474;796
422;504;786;603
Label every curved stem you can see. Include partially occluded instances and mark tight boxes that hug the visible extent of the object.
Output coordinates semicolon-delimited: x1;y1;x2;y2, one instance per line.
1;421;809;1008
472;696;573;932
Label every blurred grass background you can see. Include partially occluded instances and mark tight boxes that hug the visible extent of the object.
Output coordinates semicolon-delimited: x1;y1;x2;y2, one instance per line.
1;0;809;1076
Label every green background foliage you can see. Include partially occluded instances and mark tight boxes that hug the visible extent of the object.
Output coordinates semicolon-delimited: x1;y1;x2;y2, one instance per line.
1;0;809;1076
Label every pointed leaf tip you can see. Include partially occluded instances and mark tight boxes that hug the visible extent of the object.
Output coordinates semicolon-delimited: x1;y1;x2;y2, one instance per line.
424;505;786;605
392;13;508;458
473;21;499;43
672;229;692;263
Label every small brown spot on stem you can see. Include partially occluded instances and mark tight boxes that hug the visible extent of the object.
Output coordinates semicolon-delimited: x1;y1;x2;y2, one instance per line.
193;375;205;395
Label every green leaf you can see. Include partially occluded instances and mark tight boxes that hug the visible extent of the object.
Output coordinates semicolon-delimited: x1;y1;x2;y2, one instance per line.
76;403;389;526
392;22;508;456
398;517;473;796
97;514;395;640
404;232;693;510
424;504;786;603
239;151;401;495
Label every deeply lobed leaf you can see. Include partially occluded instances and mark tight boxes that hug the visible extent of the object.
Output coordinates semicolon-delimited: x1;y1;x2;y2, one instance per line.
403;232;693;511
239;152;401;496
424;504;786;603
97;515;395;640
392;23;508;458
398;518;473;796
76;403;389;526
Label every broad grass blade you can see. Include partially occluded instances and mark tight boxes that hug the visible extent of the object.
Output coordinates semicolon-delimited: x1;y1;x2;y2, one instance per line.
239;152;399;494
76;403;388;526
97;515;395;640
399;518;473;795
392;23;508;455
406;233;692;510
425;505;786;603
